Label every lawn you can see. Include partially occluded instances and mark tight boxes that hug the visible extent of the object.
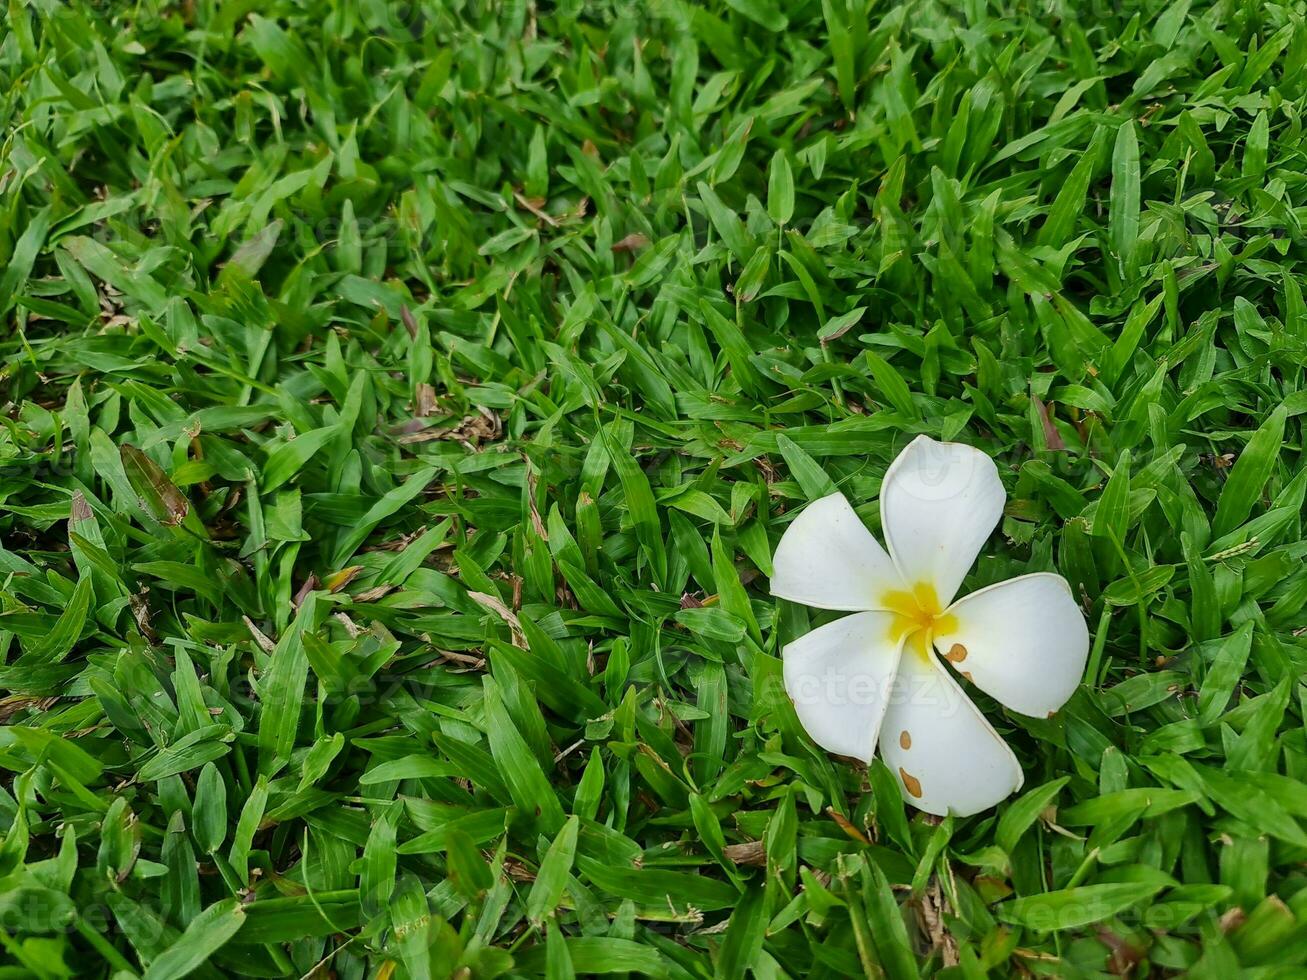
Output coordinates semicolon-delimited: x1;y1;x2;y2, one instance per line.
1;0;1305;976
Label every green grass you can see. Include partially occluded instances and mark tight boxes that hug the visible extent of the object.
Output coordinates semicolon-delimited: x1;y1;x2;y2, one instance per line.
0;0;1305;976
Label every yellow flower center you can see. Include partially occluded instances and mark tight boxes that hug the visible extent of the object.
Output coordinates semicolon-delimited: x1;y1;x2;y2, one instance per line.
883;583;958;661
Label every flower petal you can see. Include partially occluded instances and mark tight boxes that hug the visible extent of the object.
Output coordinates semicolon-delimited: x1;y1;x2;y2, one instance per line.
880;435;1005;605
782;611;904;763
934;573;1088;717
877;651;1023;816
771;493;903;611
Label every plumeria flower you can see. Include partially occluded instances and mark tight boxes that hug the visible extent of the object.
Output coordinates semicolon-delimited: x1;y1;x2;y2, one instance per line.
770;435;1089;816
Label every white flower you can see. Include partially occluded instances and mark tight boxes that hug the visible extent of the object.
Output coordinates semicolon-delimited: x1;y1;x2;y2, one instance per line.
770;435;1089;816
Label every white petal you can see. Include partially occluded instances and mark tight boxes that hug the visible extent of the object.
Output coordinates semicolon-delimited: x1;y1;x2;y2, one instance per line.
934;573;1088;717
782;612;904;763
880;435;1005;606
877;651;1023;816
771;493;903;611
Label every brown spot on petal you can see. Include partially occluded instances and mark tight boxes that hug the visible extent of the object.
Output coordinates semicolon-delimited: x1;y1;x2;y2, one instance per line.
961;670;973;682
899;730;912;750
945;643;967;663
899;768;923;798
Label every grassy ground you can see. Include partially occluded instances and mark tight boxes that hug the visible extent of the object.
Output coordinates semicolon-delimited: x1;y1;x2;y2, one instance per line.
1;0;1305;976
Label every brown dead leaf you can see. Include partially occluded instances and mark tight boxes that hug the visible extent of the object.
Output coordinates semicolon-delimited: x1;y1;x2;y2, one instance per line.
0;696;58;725
1032;393;1067;450
1219;906;1247;933
292;574;318;610
333;612;364;638
433;648;486;669
918;878;959;968
468;590;525;648
70;491;92;525
514;191;560;227
396;407;502;450
129;590;157;644
1097;926;1143;977
323;566;365;593
825;807;870;845
525;462;549;542
351;584;397;603
243;616;277;654
723;841;766;867
612;233;649;253
414;383;438;418
501;856;535;883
